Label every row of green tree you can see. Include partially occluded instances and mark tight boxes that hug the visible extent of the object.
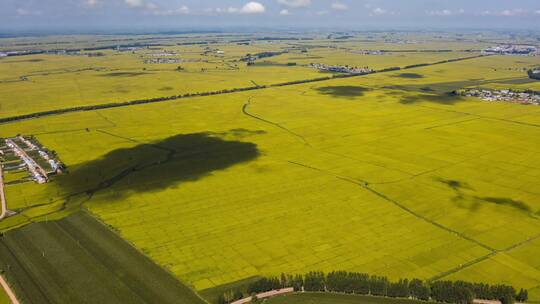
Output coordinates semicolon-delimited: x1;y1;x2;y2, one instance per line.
218;271;528;304
402;54;487;70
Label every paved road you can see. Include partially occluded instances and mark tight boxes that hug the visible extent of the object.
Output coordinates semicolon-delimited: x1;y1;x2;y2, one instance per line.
0;275;20;304
0;165;7;220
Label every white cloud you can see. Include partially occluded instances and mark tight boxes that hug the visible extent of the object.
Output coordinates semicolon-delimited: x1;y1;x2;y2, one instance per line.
535;10;540;14
16;8;41;16
426;9;465;16
277;0;311;8
280;9;290;15
369;7;396;16
84;0;100;8
331;2;348;11
480;9;528;16
215;2;265;14
151;5;190;16
500;9;526;16
372;8;386;15
123;0;189;15
316;10;328;15
125;0;143;8
178;5;190;14
240;2;265;14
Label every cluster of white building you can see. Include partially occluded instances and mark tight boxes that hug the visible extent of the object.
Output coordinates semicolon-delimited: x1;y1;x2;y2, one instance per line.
483;45;538;56
144;58;183;64
309;63;374;74
459;89;540;105
1;136;64;184
149;52;178;57
352;50;385;55
5;139;48;184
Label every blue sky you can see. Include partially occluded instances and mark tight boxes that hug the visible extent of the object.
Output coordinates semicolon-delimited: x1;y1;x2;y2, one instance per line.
1;0;540;31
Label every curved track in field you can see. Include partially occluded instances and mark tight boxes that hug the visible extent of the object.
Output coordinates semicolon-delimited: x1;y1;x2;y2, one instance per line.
242;97;311;146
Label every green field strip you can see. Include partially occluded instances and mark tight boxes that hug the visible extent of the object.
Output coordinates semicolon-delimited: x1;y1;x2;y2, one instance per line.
0;211;207;303
0;237;50;303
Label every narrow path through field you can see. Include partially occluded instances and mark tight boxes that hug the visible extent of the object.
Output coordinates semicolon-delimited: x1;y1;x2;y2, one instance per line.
288;157;540;282
286;160;496;252
242;97;310;146
0;275;20;304
417;104;540;129
432;231;540;281
286;159;536;283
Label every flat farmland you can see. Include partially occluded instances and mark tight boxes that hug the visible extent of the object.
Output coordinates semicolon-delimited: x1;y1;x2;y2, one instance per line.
1;50;540;302
0;38;512;120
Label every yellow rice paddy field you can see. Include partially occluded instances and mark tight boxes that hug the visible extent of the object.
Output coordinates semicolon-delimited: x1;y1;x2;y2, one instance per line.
1;37;540;301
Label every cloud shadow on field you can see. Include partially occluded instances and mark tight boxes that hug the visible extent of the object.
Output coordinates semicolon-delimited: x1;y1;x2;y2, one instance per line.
316;86;370;98
474;196;531;213
393;73;424;79
437;177;532;214
211;128;267;139
437;178;474;191
399;93;464;105
56;133;260;200
102;72;150;77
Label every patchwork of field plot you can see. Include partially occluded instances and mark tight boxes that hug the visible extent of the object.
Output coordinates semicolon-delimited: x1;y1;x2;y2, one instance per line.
1;35;523;120
1;41;540;302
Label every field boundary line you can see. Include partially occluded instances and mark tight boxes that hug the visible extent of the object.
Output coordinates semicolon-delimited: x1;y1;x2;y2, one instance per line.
79;210;211;304
51;220;150;304
0;274;20;304
429;252;496;282
416;105;540;129
0;54;490;126
0;238;52;303
287;160;496;253
242;97;310;146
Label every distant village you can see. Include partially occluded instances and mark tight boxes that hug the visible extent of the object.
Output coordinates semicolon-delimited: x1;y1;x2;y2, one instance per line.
0;136;64;185
483;45;539;56
309;63;374;74
457;88;540;105
352;50;385;55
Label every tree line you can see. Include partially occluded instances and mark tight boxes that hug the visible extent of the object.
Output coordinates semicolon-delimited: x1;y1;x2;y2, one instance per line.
528;69;540;80
218;271;528;304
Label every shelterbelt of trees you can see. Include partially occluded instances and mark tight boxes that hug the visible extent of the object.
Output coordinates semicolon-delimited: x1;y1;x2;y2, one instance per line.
218;271;528;304
528;69;540;80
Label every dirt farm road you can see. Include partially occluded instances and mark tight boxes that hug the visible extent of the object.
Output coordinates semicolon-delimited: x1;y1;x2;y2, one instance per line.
0;165;7;220
0;275;20;304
